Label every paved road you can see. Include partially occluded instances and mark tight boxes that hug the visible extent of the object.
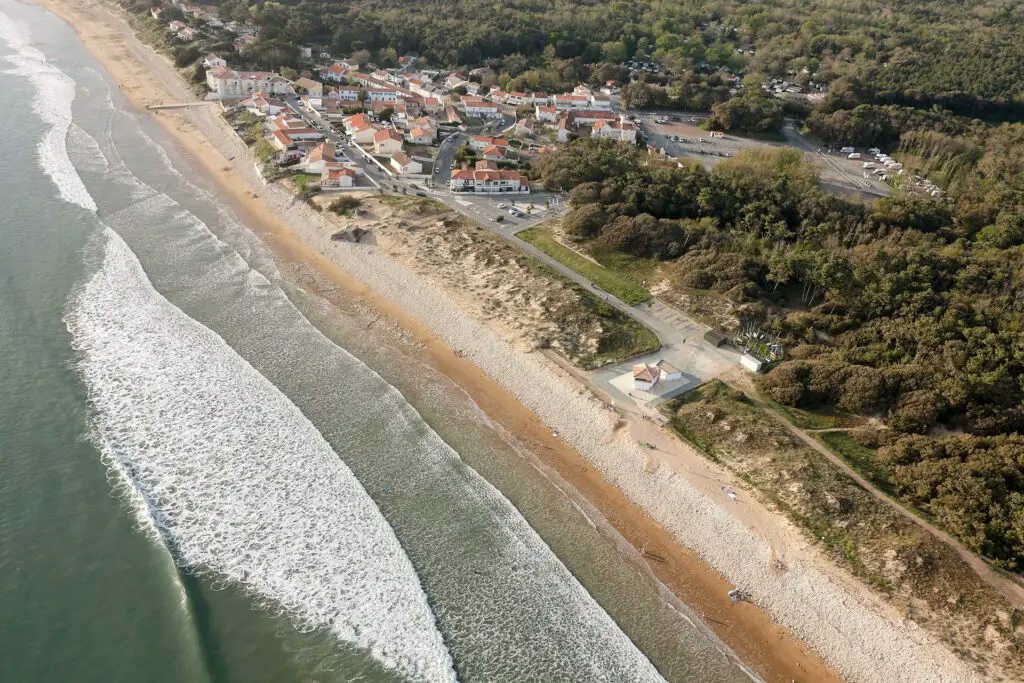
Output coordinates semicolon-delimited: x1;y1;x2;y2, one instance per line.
283;97;738;392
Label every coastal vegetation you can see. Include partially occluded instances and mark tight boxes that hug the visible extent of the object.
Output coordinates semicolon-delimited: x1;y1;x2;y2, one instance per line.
518;226;651;305
319;195;659;369
139;0;1024;119
662;381;1023;678
533;136;1024;570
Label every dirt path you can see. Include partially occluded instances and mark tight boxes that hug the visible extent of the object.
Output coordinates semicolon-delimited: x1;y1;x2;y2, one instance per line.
723;371;1024;608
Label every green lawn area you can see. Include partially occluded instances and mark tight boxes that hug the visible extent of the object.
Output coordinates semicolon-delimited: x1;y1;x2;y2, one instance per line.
518;228;651;305
815;431;896;494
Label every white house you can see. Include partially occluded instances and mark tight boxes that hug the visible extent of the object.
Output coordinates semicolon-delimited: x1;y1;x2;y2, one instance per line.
270;129;294;152
589;94;612;110
535;106;559;123
506;91;530;105
655;360;682;381
299;143;339;174
342;113;372;133
405;126;434;145
293;77;323;97
203;53;226;70
241;93;285;116
373;129;404;155
328;86;361;102
270;114;322;141
449;160;529;194
389;152;423;175
321;165;356;188
552;93;590;110
591;118;637;143
632;364;660;391
461;97;500;118
481;145;506;161
572;109;619;125
556;117;572;143
350;124;377;144
319;64;348;82
206;66;292;98
469;135;509;153
367;89;401;104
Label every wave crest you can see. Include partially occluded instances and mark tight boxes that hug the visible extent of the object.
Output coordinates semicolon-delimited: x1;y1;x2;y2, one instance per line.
65;228;456;683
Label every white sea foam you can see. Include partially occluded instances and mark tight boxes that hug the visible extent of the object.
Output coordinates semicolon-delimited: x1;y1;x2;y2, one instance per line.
0;12;97;212
65;228;456;683
68;124;110;175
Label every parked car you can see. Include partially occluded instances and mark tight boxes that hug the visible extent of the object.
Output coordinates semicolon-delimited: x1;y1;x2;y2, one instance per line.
415;191;427;197
495;215;504;222
497;203;509;209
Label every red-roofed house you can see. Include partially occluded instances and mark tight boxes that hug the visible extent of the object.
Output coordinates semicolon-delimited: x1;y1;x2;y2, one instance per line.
321;166;356;188
461;97;500;118
373;129;404;154
449;160;529;194
481;145;506;161
271;129;294;151
299;143;338;174
319;64;348;82
206;66;292;98
591;118;637;143
389;152;423;175
405;126;434;145
552;93;590;110
469;135;509;153
534;106;559;123
632;364;660;391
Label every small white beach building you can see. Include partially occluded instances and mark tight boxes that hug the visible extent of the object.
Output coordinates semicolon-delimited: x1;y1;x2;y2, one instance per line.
632;364;660;391
741;353;764;373
655;360;682;381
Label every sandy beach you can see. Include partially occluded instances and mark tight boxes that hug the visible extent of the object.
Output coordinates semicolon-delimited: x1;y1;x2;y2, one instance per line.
35;1;988;681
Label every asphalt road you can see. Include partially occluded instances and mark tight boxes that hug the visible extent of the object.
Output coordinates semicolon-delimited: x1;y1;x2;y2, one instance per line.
281;97;739;391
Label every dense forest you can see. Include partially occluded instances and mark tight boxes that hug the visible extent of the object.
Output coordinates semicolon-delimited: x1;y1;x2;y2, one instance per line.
137;0;1024;118
532;137;1024;569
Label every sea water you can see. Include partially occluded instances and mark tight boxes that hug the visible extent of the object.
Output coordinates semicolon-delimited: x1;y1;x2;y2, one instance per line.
0;3;752;681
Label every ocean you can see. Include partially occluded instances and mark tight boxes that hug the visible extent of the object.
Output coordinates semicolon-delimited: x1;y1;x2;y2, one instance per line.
0;3;752;681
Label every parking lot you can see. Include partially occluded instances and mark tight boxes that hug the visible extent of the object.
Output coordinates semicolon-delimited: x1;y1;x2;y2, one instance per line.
447;192;566;236
637;116;891;199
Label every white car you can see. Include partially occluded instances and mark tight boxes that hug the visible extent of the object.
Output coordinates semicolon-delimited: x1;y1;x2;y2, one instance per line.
497;203;509;209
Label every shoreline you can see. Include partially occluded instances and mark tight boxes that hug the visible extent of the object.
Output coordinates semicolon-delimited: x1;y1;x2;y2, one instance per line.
35;2;979;681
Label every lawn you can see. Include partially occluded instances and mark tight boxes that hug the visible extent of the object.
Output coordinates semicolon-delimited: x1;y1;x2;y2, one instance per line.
815;431;897;495
518;228;651;305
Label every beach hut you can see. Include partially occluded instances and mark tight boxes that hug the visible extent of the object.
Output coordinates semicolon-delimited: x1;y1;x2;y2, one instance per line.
656;360;682;381
741;353;764;373
632;364;660;391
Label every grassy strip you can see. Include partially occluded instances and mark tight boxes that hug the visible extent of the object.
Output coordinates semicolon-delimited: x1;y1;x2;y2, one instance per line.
519;228;651;305
521;259;659;368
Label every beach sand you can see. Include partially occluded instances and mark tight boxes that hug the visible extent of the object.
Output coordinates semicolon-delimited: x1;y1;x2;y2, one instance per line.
35;2;981;681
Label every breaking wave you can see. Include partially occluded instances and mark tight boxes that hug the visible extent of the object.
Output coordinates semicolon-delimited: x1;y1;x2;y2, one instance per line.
0;12;97;212
65;228;456;683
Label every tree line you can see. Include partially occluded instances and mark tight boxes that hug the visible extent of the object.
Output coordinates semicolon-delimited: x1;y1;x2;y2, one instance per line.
532;137;1024;568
